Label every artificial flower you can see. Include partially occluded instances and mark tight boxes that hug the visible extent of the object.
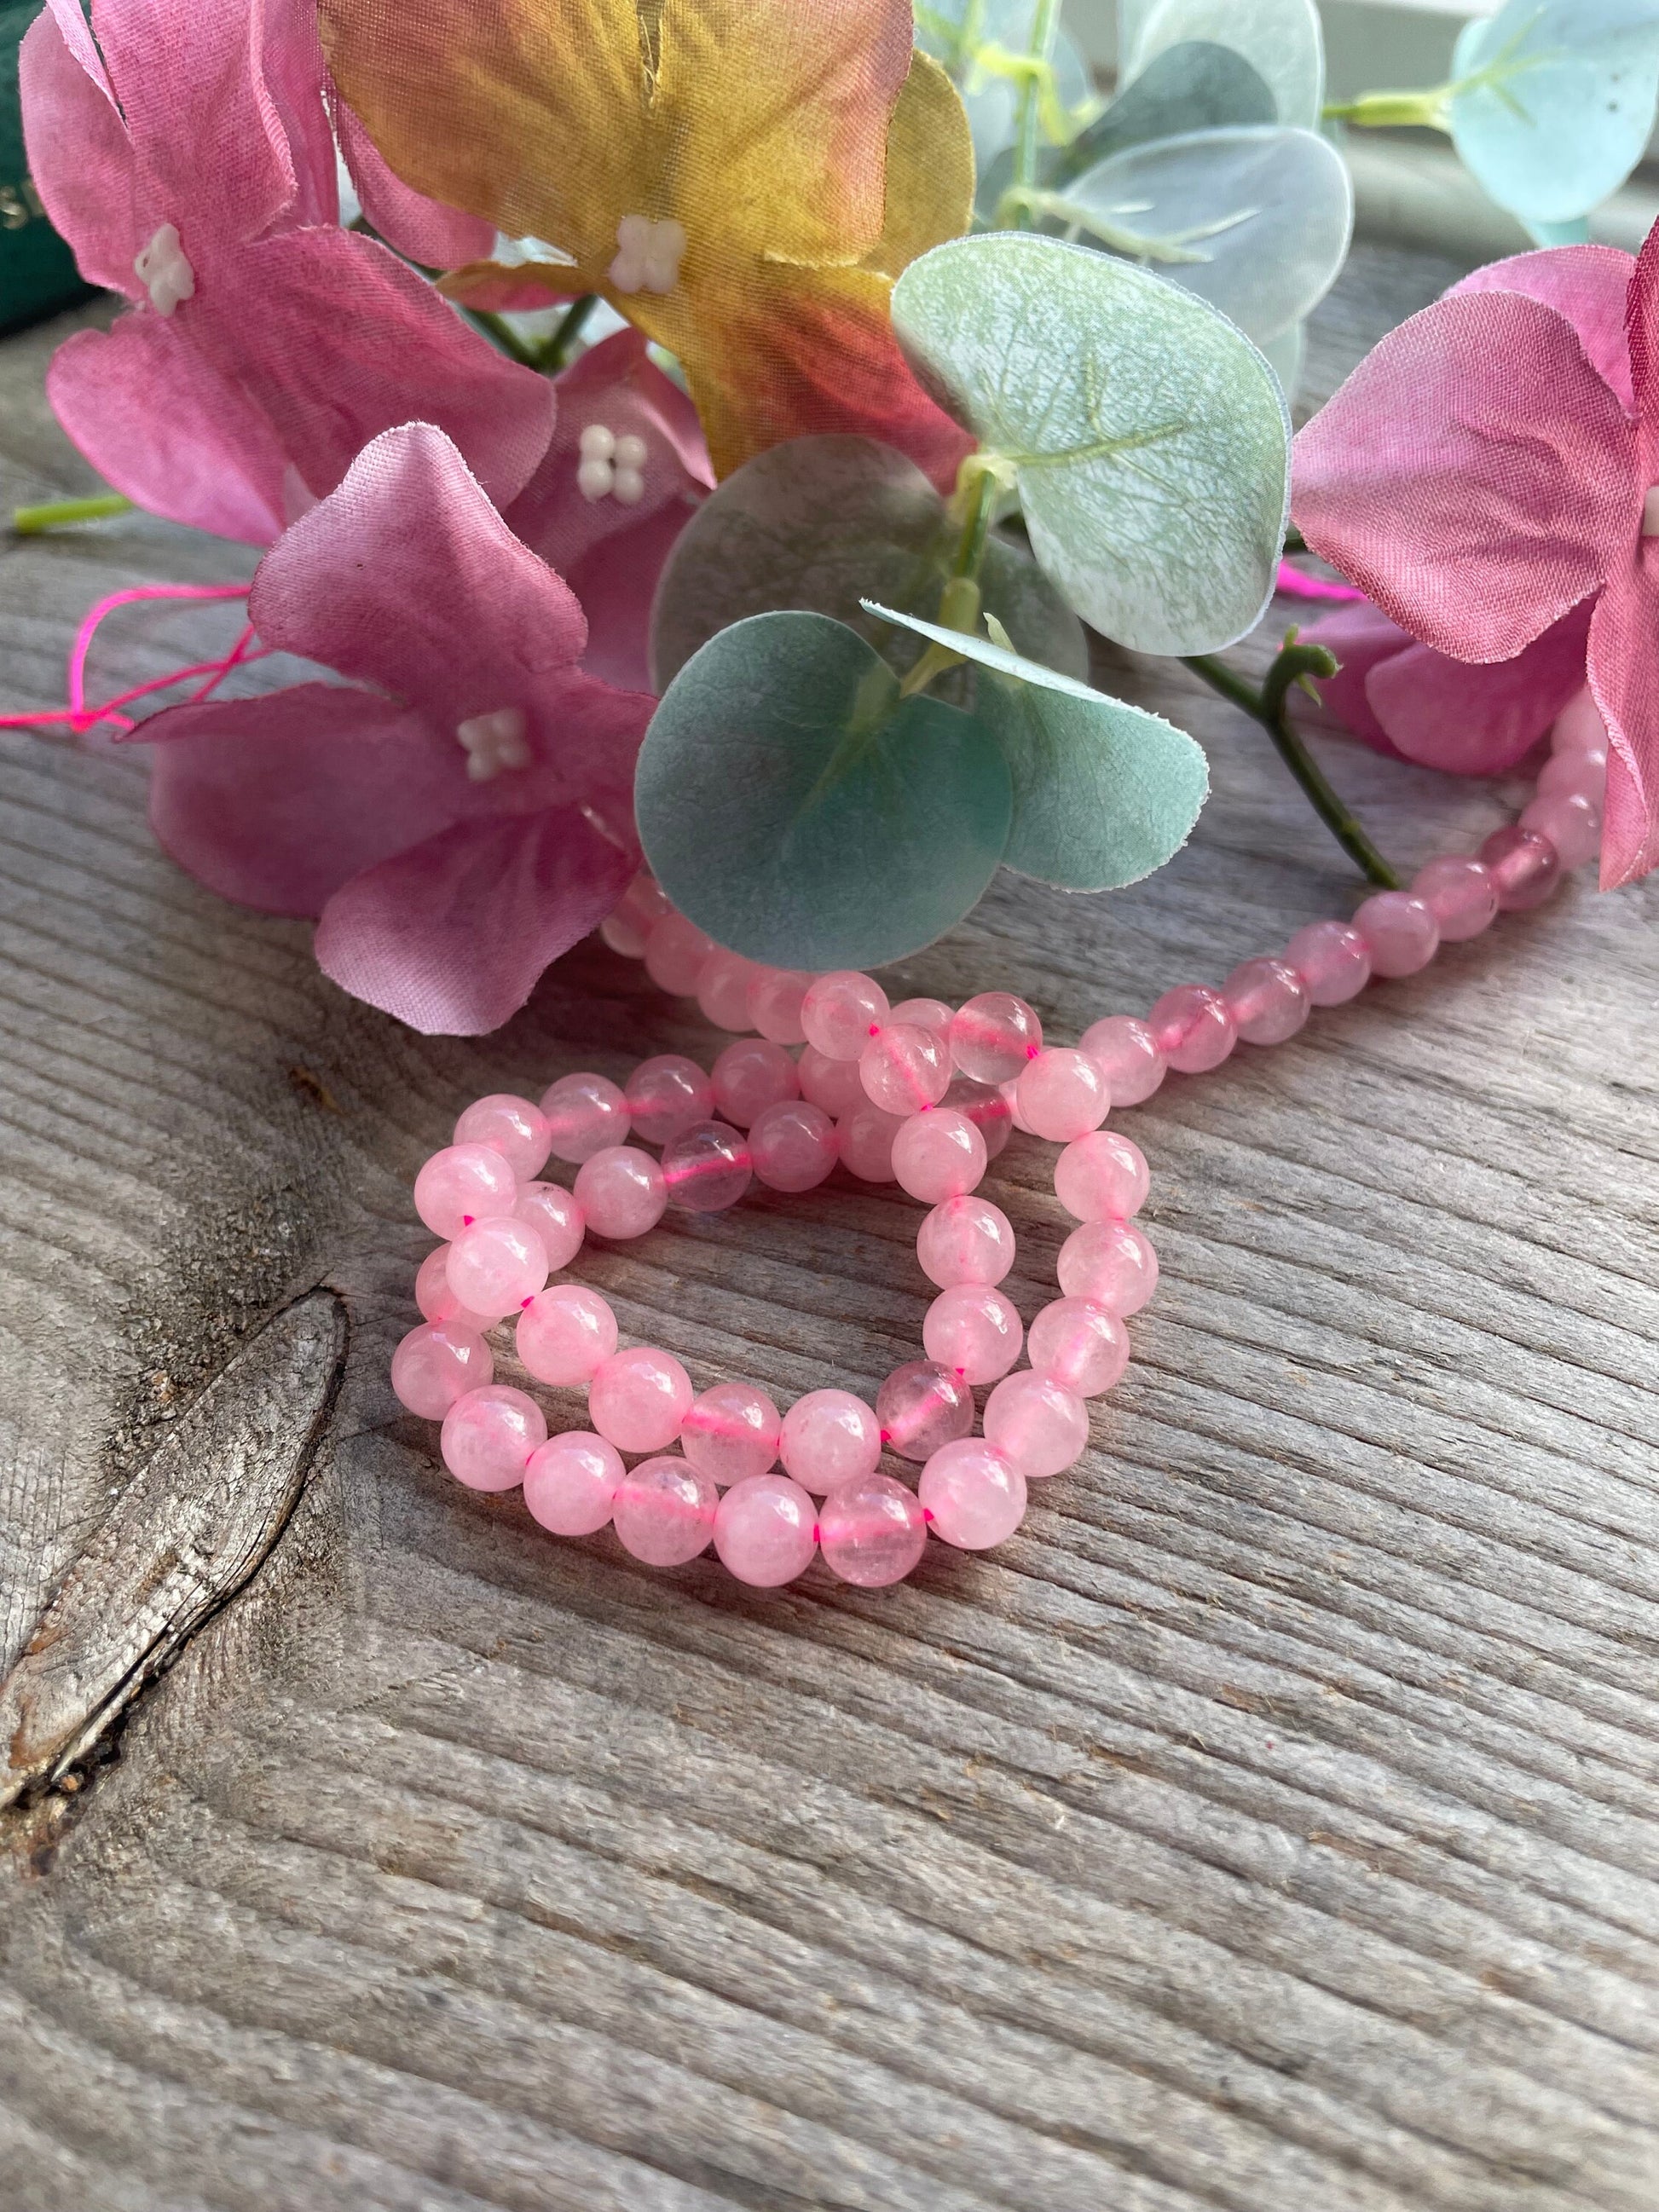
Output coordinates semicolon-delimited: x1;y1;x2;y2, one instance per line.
136;424;653;1035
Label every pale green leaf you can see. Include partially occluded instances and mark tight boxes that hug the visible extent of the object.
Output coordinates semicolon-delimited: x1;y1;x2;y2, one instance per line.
1124;0;1325;128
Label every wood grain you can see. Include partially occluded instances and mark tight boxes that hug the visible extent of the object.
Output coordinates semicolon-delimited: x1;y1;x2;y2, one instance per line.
1;245;1656;2212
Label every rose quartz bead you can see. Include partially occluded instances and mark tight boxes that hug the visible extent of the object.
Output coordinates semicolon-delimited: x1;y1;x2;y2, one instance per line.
625;1054;714;1145
574;1145;668;1239
413;1141;519;1240
749;1100;839;1192
801;970;888;1060
949;991;1042;1083
540;1071;631;1163
714;1473;818;1585
1479;824;1562;910
523;1430;623;1535
1413;856;1498;942
454;1093;552;1180
916;1194;1015;1288
1285;920;1371;1005
517;1283;618;1384
643;911;714;996
919;1439;1027;1549
440;1384;546;1492
1223;958;1309;1048
681;1380;782;1486
391;1320;493;1418
1537;743;1606;803
818;1473;928;1586
414;1244;494;1334
836;1103;905;1182
941;1075;1014;1158
446;1215;549;1320
1003;1078;1036;1136
891;1107;986;1203
598;870;669;958
611;1454;717;1565
1016;1046;1110;1139
514;1181;585;1272
876;1358;974;1461
695;947;761;1031
711;1037;800;1128
589;1345;693;1453
1355;891;1440;977
1078;1016;1165;1106
1148;984;1235;1074
797;1043;867;1118
887;997;951;1037
662;1119;753;1212
1027;1297;1129;1398
983;1371;1089;1478
923;1283;1024;1383
780;1388;882;1493
749;967;816;1045
1552;684;1610;757
1521;790;1601;870
1057;1218;1159;1314
860;1020;951;1115
1054;1129;1149;1223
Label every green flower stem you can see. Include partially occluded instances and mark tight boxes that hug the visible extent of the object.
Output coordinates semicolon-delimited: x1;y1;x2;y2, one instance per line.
12;492;133;535
1182;640;1402;887
897;467;1001;699
538;293;600;373
1322;86;1453;130
1009;0;1063;227
466;307;543;370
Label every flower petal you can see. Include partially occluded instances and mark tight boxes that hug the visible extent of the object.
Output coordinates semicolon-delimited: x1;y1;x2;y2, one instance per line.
333;99;495;268
20;9;139;297
564;501;703;691
1449;243;1637;415
1587;552;1659;887
1367;601;1593;776
1622;217;1659;478
1296;601;1412;754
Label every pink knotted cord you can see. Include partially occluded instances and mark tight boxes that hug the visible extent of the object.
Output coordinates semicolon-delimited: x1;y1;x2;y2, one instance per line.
0;581;269;735
1275;558;1366;605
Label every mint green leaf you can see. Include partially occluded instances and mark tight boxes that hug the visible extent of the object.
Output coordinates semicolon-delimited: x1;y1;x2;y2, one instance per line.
1055;38;1276;179
1124;0;1325;127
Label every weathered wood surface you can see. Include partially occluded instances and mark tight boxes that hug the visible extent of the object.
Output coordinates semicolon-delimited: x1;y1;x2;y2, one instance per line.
1;240;1656;2212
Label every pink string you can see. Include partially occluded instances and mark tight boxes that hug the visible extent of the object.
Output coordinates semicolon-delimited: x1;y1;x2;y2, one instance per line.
1275;558;1366;605
0;580;263;736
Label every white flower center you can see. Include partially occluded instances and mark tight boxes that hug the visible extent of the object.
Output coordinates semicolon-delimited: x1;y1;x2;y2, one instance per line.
456;706;530;783
1643;485;1659;536
575;423;649;505
134;222;195;316
608;215;685;296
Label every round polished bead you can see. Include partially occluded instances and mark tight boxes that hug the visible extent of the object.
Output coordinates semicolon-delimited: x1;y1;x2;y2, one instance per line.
1015;1046;1110;1139
779;1388;882;1493
923;1283;1024;1383
1223;958;1309;1048
818;1473;928;1586
611;1454;717;1565
1521;789;1602;870
681;1380;782;1486
1479;824;1562;910
714;1473;818;1585
391;1320;493;1418
711;1038;800;1128
1537;742;1607;803
888;996;954;1037
414;1243;494;1334
748;967;816;1045
625;1054;714;1145
517;1283;618;1385
642;911;714;996
514;1181;585;1272
695;947;762;1031
876;1359;974;1462
413;1141;519;1240
1552;684;1610;757
441;1384;546;1492
1026;1297;1129;1398
540;1071;631;1163
523;1430;623;1535
797;1043;867;1118
1078;1016;1165;1106
598;871;670;958
1355;891;1440;977
860;1020;951;1115
949;992;1042;1083
836;1103;905;1182
983;1371;1089;1477
1054;1129;1149;1223
662;1119;753;1212
454;1093;552;1180
1148;984;1235;1074
589;1345;693;1453
917;1195;1015;1289
1285;919;1372;1005
891;1107;986;1204
573;1145;668;1239
447;1215;549;1320
941;1075;1014;1159
1057;1218;1159;1314
801;970;888;1060
919;1439;1026;1549
749;1100;839;1192
1413;856;1499;942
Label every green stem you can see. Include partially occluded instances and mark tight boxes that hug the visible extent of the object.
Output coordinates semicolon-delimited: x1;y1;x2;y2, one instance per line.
466;307;542;370
12;492;133;535
1009;0;1062;228
951;464;998;584
1322;86;1453;130
537;293;600;373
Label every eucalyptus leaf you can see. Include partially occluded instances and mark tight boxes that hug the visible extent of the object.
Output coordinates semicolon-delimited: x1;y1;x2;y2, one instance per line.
1257;318;1307;401
914;0;1095;176
1056;39;1277;178
634;612;1012;968
647;435;1088;690
1124;0;1325;129
891;232;1291;656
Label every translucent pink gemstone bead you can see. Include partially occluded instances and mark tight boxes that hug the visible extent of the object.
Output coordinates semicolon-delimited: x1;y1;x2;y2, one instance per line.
414;1244;494;1334
712;1037;800;1128
889;996;954;1036
695;947;761;1031
625;1054;714;1145
919;1439;1026;1549
1026;1297;1129;1398
779;1388;882;1493
949;991;1042;1083
589;1345;693;1453
798;1043;867;1118
1015;1046;1110;1140
1413;857;1498;942
714;1473;818;1585
749;967;816;1045
1057;1218;1159;1314
681;1380;782;1486
1552;684;1610;758
801;970;888;1060
917;1195;1015;1288
643;912;714;996
1479;824;1561;910
923;1284;1024;1383
662;1119;753;1213
1285;920;1372;1005
391;1320;493;1418
1537;743;1607;803
1078;1016;1165;1106
749;1100;839;1192
1223;958;1309;1048
876;1358;974;1462
983;1372;1089;1478
413;1141;519;1240
574;1145;668;1239
611;1454;717;1566
891;1107;986;1203
446;1215;549;1320
1054;1129;1149;1223
818;1473;928;1586
836;1103;905;1182
598;870;669;958
1148;984;1235;1074
514;1181;585;1272
441;1384;546;1492
454;1093;553;1181
1521;790;1601;870
860;1020;951;1115
523;1431;623;1536
1355;891;1440;978
941;1075;1014;1158
540;1071;631;1163
517;1283;617;1385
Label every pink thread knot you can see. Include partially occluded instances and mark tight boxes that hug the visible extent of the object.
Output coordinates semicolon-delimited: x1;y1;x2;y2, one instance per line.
0;580;268;736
